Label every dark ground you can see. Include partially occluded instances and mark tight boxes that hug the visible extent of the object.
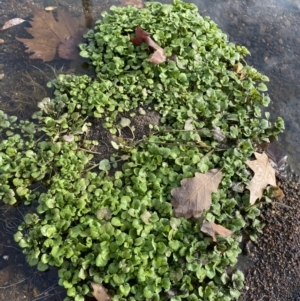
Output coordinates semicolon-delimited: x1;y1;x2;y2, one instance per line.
239;172;300;301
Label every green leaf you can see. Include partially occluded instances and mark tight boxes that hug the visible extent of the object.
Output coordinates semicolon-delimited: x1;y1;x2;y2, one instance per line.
99;159;111;171
37;261;49;271
16;186;28;196
80;50;90;58
257;82;268;91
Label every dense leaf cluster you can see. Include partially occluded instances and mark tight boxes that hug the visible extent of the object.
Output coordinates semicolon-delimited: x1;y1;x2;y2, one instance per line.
0;1;284;301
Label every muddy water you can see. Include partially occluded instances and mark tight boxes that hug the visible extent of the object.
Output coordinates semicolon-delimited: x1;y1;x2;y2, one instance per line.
0;0;300;300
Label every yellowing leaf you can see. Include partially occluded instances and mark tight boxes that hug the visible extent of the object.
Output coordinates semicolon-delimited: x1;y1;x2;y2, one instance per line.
91;282;112;301
246;152;276;205
171;169;222;218
201;221;233;242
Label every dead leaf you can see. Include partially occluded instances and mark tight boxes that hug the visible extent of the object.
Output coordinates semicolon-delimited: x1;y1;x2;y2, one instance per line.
0;18;26;31
91;282;112;301
16;4;86;62
44;6;57;11
265;142;288;179
246;152;276;205
201;221;233;242
130;26;167;64
234;63;246;80
268;186;285;200
149;49;167;64
171;169;222;218
120;0;143;7
58;35;84;60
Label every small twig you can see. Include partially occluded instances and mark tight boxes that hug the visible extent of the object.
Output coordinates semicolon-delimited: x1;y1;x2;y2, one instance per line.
272;201;292;209
0;276;30;288
78;147;102;155
0;244;22;252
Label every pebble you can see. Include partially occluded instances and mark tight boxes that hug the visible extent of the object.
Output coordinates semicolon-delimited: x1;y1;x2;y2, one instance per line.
0;39;4;44
0;73;4;80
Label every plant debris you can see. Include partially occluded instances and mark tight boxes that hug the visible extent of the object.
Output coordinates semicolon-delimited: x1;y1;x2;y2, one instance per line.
201;221;233;242
246;152;277;204
130;26;167;64
91;282;112;301
16;4;86;61
171;169;223;218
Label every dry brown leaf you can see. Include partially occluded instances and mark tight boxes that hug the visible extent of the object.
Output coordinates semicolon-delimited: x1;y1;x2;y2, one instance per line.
91;282;112;301
16;4;85;62
234;63;246;80
268;186;285;200
201;221;233;242
246;152;276;205
171;169;222;218
130;26;167;64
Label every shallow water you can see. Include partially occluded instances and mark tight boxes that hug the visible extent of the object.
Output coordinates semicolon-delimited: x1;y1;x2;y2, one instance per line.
0;0;299;300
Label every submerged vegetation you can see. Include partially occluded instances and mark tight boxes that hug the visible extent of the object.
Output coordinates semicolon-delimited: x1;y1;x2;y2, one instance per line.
0;1;284;300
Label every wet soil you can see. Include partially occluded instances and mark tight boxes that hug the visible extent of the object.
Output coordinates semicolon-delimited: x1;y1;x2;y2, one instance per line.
239;173;300;301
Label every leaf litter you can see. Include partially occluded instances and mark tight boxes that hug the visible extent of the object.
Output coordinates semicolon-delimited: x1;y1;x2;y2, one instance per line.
200;221;233;242
16;4;86;62
171;169;223;218
130;26;167;64
246;152;277;205
91;282;112;301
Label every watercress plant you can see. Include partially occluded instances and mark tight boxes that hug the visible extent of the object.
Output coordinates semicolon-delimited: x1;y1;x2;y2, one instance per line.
0;1;284;300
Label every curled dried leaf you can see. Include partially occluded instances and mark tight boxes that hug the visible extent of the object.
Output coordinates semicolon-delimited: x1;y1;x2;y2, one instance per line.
91;282;112;301
130;26;167;64
201;221;233;242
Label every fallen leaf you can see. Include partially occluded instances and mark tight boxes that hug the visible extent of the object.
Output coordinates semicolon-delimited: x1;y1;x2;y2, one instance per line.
16;4;86;61
149;49;167;64
265;142;288;179
246;152;276;205
58;35;84;60
234;63;246;80
171;169;222;218
0;18;26;31
130;26;167;64
201;221;233;242
91;282;112;301
268;186;285;200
